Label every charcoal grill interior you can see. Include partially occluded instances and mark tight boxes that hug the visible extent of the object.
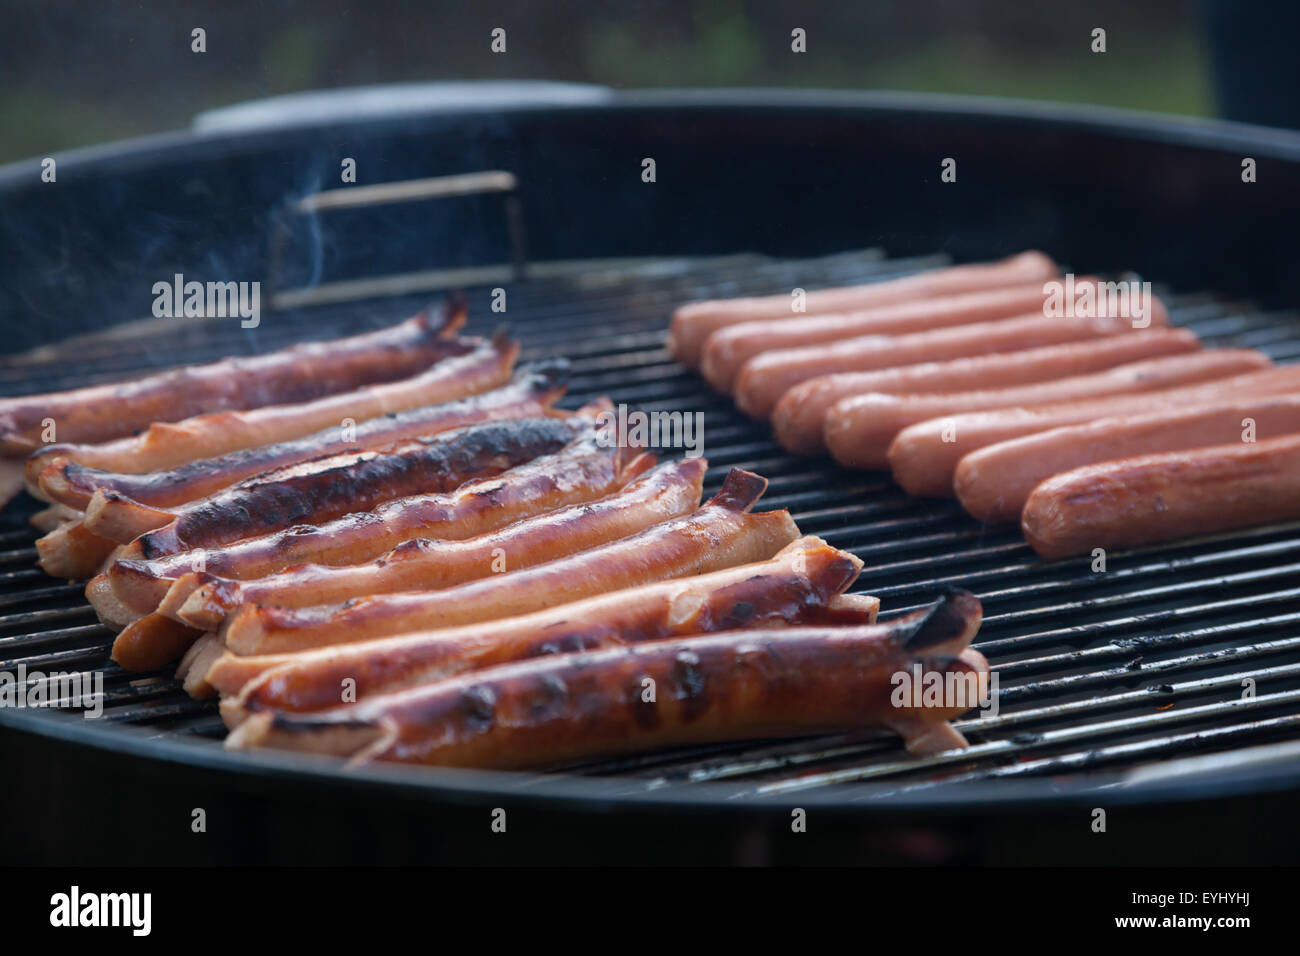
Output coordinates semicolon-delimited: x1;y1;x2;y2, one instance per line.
2;92;1300;861
3;242;1300;808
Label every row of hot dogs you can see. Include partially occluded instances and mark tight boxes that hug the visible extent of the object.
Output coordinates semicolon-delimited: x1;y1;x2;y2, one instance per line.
669;252;1300;557
0;303;989;769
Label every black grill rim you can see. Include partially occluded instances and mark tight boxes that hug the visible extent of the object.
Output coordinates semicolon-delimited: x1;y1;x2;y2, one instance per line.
7;87;1300;185
9;703;1300;812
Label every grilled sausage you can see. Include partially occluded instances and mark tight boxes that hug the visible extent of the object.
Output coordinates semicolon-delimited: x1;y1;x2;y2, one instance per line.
885;361;1298;497
177;635;230;697
183;590;882;689
32;522;115;582
85;572;136;629
166;457;708;630
45;357;563;521
955;395;1300;522
809;592;882;625
734;306;1169;419
183;590;878;702
0;305;465;457
824;349;1270;471
668;251;1057;367
1021;434;1300;559
700;281;1074;391
35;520;117;580
771;328;1202;454
101;435;650;627
91;413;602;550
0;460;22;509
217;469;799;654
30;503;80;533
112;612;203;673
31;332;522;505
45;376;579;572
225;591;986;767
209;534;869;711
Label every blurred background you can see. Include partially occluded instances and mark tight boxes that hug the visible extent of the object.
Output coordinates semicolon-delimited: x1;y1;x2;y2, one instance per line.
4;0;1297;166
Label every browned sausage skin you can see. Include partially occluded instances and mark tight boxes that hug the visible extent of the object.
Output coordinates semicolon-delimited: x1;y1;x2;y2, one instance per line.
110;613;203;673
165;457;709;630
955;395;1300;523
34;334;526;508
826;349;1271;472
0;304;465;457
699;281;1069;391
226;590;986;768
734;305;1170;420
122;447;681;671
210;535;866;712
197;594;885;709
215;468;800;654
885;360;1298;497
35;521;118;581
771;328;1202;455
101;433;650;629
187;589;879;707
49;355;562;533
668;251;1058;367
1021;434;1300;559
103;413;605;554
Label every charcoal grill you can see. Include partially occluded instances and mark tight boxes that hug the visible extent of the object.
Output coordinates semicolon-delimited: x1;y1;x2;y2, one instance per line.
1;86;1299;864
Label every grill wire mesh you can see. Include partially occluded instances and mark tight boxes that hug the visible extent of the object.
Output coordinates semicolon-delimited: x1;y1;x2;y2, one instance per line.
2;247;1299;799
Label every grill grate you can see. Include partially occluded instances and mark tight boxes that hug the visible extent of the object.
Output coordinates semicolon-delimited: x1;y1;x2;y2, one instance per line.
2;247;1299;798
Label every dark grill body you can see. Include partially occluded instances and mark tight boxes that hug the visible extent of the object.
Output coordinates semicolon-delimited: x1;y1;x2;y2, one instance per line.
1;89;1298;863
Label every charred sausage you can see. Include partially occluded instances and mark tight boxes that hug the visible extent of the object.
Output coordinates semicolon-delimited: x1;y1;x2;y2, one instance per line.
100;435;651;631
208;535;867;710
43;356;561;518
31;333;522;505
166;457;708;630
225;590;986;768
184;592;881;704
91;413;602;549
217;469;800;654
